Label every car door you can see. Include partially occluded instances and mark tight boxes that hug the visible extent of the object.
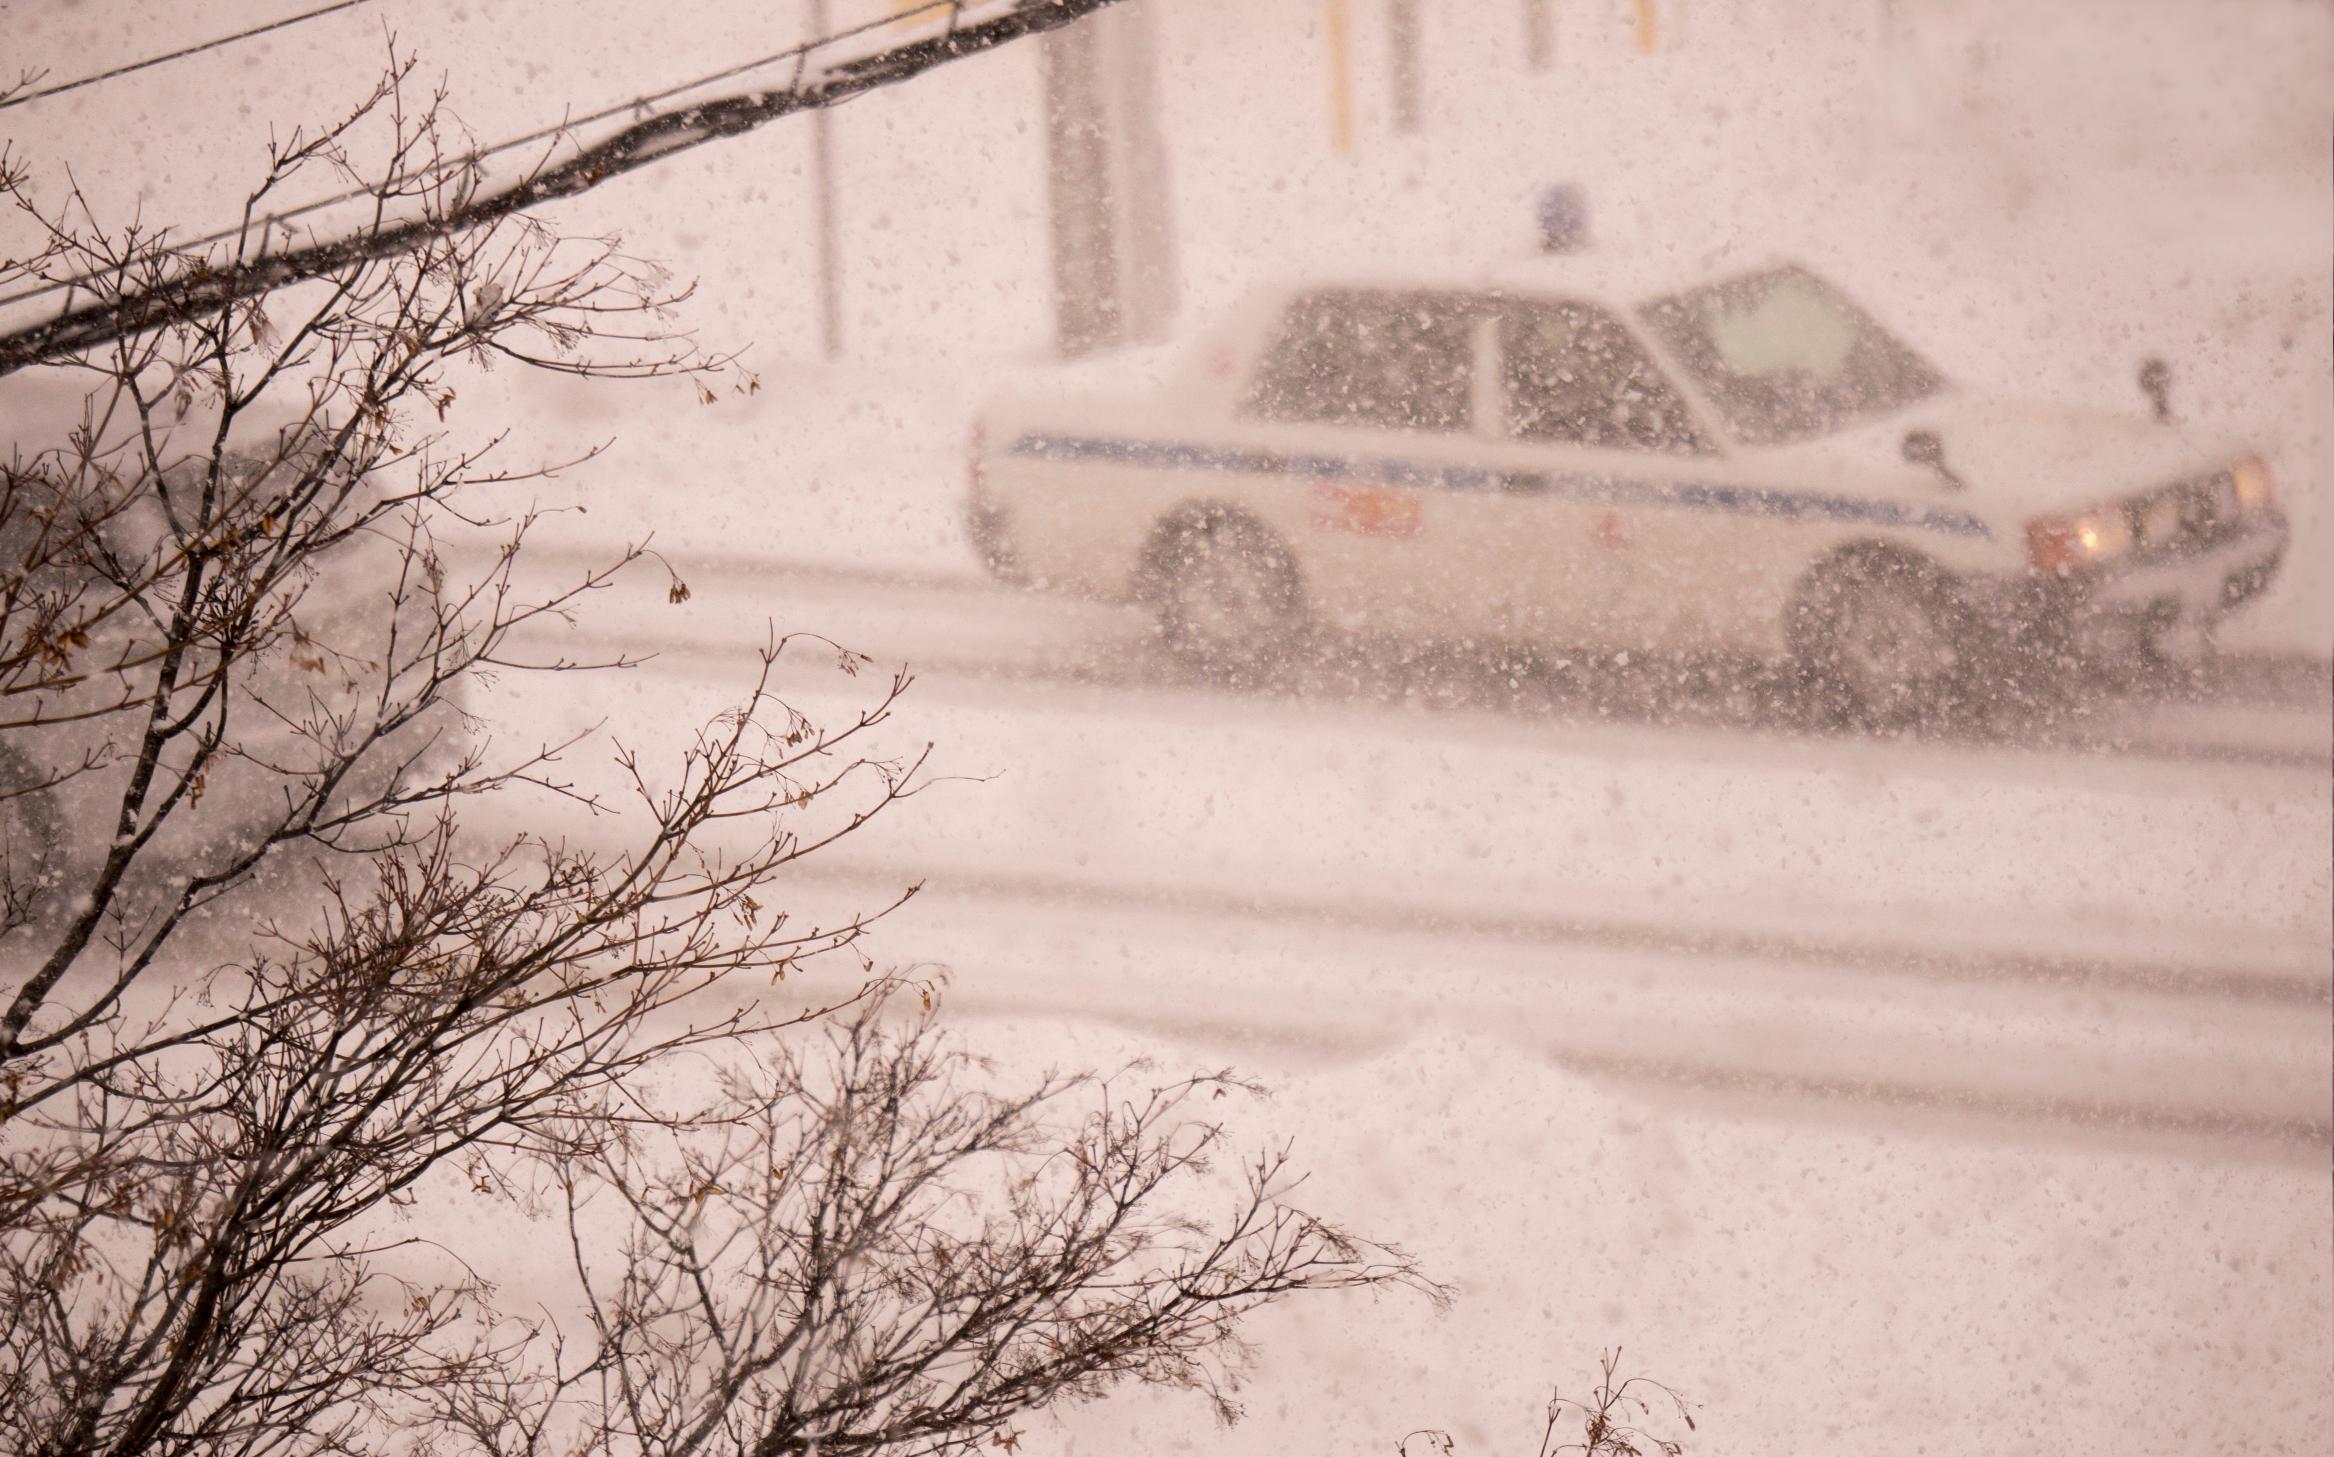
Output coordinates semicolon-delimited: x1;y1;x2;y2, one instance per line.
1234;288;1516;642
1485;298;1724;652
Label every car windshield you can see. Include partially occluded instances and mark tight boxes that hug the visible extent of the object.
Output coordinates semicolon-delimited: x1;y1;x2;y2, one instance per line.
1638;265;1943;446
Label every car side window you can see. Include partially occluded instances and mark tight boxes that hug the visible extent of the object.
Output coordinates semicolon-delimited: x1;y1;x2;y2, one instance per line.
1243;290;1476;433
1500;302;1711;455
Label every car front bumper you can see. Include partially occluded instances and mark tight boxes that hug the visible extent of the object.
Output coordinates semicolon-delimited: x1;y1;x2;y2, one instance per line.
2002;509;2290;664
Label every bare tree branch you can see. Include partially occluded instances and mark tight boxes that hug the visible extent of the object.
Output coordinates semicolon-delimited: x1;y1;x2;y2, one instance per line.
1;22;1434;1457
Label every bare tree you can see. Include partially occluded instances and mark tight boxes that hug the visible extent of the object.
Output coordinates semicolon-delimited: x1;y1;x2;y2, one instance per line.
1400;1351;1697;1457
435;994;1437;1457
1;34;1423;1457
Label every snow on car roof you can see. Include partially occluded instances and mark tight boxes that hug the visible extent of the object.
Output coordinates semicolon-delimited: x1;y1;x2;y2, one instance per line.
1248;250;1799;312
1487;249;1799;304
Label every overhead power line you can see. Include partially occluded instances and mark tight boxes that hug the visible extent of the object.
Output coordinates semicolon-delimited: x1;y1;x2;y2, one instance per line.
0;0;1004;319
0;1;380;112
0;0;1126;377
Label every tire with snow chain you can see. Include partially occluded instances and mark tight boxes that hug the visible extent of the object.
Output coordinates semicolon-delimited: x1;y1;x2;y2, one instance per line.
1145;510;1306;682
1788;549;1982;729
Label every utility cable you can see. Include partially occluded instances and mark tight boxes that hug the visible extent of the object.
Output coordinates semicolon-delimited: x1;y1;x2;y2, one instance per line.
0;0;968;317
0;1;381;112
0;0;1123;376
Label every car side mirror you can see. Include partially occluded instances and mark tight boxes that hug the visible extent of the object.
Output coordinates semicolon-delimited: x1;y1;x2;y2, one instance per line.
1900;429;1965;491
2138;357;2173;423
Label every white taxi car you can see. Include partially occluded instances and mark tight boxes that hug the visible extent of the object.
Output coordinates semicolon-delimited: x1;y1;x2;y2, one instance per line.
967;259;2289;722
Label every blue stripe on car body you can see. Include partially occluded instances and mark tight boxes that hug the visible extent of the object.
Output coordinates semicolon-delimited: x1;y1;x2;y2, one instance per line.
1009;431;1990;539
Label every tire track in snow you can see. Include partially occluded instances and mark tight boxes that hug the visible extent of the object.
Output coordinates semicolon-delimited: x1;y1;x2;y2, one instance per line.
763;860;2330;1161
1559;1051;2329;1161
782;856;2325;1007
522;550;2331;772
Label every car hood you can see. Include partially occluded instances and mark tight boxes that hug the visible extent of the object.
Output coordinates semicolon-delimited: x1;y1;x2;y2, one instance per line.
1761;391;2250;514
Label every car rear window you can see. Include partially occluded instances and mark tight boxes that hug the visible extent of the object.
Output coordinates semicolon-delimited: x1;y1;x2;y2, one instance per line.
1243;290;1477;434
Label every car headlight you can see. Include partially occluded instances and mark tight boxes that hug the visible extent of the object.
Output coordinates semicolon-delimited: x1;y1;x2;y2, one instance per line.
2026;507;2134;574
2231;455;2276;511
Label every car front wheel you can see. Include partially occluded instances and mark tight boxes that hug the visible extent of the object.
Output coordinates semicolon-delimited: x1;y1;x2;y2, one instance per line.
1789;550;1981;729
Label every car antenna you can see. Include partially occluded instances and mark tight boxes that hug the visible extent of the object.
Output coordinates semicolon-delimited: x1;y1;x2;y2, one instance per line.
1535;183;1589;254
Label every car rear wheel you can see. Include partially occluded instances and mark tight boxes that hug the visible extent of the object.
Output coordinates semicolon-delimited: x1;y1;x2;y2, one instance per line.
1147;511;1306;680
1789;550;1980;729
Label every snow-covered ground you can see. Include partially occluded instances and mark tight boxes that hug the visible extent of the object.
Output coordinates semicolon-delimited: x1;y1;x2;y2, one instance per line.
460;589;2331;1451
457;542;2332;1452
478;559;2331;1129
1003;1015;2330;1457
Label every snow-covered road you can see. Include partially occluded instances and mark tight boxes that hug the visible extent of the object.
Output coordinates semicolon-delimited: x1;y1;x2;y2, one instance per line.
543;548;2334;766
460;553;2331;1452
472;550;2331;1162
466;610;2333;1457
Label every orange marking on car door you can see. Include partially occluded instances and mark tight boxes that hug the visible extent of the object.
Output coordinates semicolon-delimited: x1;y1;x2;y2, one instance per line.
1595;509;1629;550
1310;482;1423;539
